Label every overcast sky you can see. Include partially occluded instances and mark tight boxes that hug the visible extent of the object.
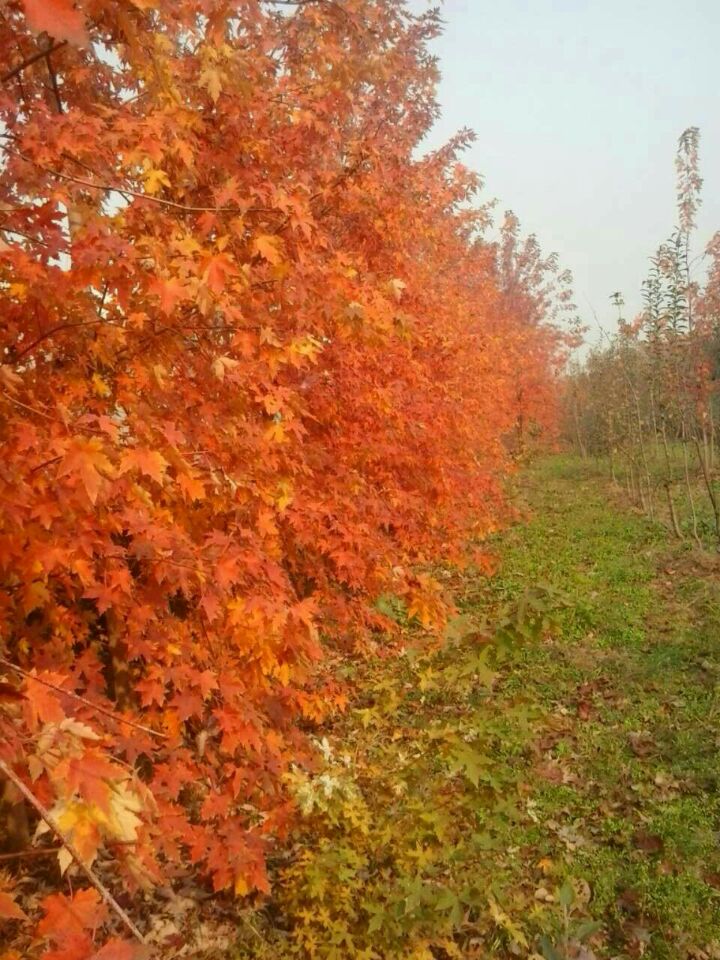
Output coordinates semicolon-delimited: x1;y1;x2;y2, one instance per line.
412;0;719;344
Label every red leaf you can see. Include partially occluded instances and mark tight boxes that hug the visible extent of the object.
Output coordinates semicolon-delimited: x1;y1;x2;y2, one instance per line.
38;888;108;944
0;890;27;921
24;0;89;46
24;673;67;725
40;934;94;960
90;939;139;960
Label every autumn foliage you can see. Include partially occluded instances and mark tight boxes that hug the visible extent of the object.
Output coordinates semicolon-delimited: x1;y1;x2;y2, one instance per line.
0;0;567;953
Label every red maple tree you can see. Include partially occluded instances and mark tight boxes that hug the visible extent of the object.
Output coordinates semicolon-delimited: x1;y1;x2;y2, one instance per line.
0;1;569;953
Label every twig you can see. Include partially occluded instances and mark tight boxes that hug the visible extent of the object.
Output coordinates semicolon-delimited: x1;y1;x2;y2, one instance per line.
3;146;281;218
0;657;168;741
0;846;63;862
12;318;121;362
0;758;145;943
0;225;50;247
0;389;57;422
0;840;136;863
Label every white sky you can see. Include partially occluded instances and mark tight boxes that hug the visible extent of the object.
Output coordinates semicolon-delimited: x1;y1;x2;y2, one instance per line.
412;0;720;343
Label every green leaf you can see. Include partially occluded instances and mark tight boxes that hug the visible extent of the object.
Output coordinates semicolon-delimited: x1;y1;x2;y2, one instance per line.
447;742;486;788
558;879;575;908
538;935;562;960
574;919;603;941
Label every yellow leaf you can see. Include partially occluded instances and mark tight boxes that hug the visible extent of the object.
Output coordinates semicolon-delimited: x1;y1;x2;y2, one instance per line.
107;782;143;843
23;579;50;614
273;479;294;511
57;846;73;875
143;167;171;195
265;420;287;444
289;334;323;365
59;718;101;741
152;363;168;389
212;355;239;380
488;896;528;949
252;234;283;265
200;66;223;103
388;277;407;301
273;662;291;686
52;799;102;870
0;364;22;393
91;373;111;397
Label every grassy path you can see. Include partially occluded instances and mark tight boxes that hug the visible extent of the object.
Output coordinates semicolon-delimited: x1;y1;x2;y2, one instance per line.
236;457;720;960
490;456;720;958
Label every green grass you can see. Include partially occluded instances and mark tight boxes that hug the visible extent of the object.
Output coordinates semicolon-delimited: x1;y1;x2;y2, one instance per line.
582;442;720;548
487;454;720;958
231;454;720;960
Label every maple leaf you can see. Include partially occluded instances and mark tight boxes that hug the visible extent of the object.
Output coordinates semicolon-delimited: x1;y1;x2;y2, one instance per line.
23;0;89;47
38;889;108;943
90;941;138;960
177;471;205;501
214;176;240;206
0;891;27;922
143;167;171;195
52;800;102;872
388;277;407;301
23;578;51;614
202;253;236;295
252;234;283;265
211;355;239;380
149;276;188;315
106;781;144;842
91;373;111;398
57;437;114;505
199;67;223;104
24;673;66;726
119;447;169;484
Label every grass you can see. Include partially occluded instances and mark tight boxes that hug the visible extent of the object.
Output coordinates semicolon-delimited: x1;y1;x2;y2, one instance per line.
230;454;720;960
489;454;720;957
582;441;720;547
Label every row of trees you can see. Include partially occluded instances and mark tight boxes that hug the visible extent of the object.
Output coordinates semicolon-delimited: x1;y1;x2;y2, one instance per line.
0;1;571;954
565;128;720;544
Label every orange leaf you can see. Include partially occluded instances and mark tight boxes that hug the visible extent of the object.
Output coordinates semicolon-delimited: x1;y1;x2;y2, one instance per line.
24;673;66;725
252;234;283;265
178;471;205;501
23;0;88;46
58;437;113;505
0;891;27;922
90;941;138;960
119;448;169;484
150;276;189;315
38;888;108;943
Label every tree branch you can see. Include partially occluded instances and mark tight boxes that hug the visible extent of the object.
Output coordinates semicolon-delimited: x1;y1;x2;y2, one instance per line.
1;42;67;84
0;657;168;742
4;145;283;218
0;758;146;943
